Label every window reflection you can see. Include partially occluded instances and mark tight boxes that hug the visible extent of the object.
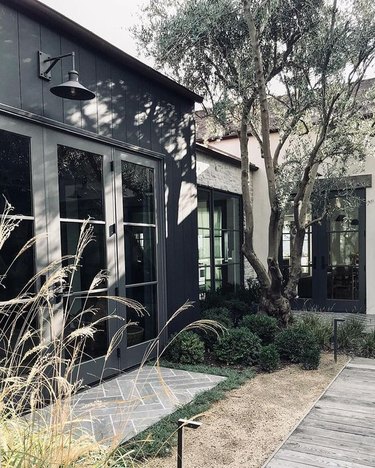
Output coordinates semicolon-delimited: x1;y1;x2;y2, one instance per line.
197;189;241;294
58;145;104;220
125;226;156;285
0;129;32;215
122;162;155;224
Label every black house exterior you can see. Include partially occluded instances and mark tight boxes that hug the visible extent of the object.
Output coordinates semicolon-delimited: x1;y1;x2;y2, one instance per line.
0;0;201;383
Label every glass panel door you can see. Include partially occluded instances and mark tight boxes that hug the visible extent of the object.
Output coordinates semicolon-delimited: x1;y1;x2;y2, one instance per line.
45;131;118;384
0;117;47;368
114;151;165;368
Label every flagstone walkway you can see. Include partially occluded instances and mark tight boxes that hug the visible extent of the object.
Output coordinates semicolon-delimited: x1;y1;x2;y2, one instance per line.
265;357;375;467
64;366;225;446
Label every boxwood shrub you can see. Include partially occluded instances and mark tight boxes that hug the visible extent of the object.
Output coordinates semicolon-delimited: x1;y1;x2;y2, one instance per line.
241;314;279;344
213;327;261;366
259;344;280;372
275;326;318;364
164;331;205;364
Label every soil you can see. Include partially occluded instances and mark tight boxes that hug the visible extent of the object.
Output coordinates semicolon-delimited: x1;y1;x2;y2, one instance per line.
140;353;349;468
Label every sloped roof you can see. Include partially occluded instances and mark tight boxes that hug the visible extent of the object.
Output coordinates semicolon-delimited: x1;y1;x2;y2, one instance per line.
196;143;258;171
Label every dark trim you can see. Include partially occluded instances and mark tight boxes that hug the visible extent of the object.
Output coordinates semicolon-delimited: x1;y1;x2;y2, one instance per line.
197;186;244;292
2;0;203;104
0;103;165;160
315;174;372;190
196;143;258;171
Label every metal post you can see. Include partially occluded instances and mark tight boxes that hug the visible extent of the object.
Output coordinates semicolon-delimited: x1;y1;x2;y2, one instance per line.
333;318;345;363
177;419;202;468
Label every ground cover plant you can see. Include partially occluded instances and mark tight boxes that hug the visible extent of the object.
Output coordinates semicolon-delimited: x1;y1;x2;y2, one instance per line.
122;364;255;461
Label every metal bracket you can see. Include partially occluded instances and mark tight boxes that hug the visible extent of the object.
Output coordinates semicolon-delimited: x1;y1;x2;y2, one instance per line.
38;50;75;81
39;51;53;80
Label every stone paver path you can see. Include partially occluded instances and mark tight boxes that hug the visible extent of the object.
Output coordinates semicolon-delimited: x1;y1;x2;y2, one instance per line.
58;366;225;446
265;357;375;467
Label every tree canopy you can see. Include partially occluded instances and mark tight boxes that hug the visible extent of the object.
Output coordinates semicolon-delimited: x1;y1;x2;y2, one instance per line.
135;0;375;322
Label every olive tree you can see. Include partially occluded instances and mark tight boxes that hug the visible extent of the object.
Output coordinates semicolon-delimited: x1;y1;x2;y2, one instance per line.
135;0;375;323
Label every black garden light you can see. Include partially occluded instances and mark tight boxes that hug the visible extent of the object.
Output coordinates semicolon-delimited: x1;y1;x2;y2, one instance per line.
38;50;95;101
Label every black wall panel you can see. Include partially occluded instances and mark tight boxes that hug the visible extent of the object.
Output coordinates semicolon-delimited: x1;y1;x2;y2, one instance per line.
0;2;199;333
0;5;21;108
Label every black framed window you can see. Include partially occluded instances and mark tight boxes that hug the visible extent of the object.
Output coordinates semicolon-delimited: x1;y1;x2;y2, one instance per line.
197;188;242;295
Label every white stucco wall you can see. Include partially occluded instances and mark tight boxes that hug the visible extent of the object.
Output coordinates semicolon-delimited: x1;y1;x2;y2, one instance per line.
365;154;375;314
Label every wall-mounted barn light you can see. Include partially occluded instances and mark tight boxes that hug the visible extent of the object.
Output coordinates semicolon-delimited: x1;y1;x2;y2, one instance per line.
38;51;95;101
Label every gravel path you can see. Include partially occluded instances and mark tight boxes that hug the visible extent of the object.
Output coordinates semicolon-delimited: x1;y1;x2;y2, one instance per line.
140;354;348;468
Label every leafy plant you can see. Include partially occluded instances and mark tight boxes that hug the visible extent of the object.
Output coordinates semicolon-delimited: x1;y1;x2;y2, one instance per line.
200;307;232;350
259;344;280;372
337;318;366;353
164;331;205;364
358;330;375;358
302;344;321;370
224;299;251;326
295;314;333;350
241;314;279;344
202;307;233;328
213;327;261;366
275;326;318;364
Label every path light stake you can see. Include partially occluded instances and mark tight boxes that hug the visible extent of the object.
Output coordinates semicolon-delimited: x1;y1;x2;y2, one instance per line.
333;318;345;363
177;418;202;468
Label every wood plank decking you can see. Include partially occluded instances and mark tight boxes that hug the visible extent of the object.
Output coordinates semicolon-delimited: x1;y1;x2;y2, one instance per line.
265;358;375;468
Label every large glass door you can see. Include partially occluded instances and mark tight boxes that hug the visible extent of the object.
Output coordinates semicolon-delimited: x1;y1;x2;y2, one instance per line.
319;192;366;312
45;131;119;384
0;116;48;371
282;191;366;312
113;150;165;369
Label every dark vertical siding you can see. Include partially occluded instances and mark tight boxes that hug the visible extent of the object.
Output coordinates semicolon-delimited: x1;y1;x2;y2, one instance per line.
96;57;112;138
80;49;98;133
0;5;21;107
40;25;63;121
19;15;43;114
125;71;140;146
0;2;199;333
111;65;126;141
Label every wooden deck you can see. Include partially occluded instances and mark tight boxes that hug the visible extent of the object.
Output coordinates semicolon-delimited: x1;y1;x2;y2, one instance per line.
265;358;375;468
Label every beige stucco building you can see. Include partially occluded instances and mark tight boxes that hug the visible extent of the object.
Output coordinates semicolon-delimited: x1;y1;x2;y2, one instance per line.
196;118;375;315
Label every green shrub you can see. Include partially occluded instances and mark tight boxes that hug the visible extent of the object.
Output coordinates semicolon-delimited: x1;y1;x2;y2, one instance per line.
165;331;205;364
259;345;280;372
295;314;333;350
302;344;321;370
224;299;251;325
213;328;262;366
200;307;232;350
337;318;366;353
202;307;233;328
200;291;227;311
241;314;279;344
275;326;318;363
358;330;375;358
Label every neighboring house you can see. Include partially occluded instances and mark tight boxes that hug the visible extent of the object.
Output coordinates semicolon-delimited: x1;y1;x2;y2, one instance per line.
195;95;375;315
0;0;202;384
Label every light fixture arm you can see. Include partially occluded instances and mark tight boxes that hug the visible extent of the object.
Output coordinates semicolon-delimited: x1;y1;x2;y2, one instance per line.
38;50;96;101
38;50;76;81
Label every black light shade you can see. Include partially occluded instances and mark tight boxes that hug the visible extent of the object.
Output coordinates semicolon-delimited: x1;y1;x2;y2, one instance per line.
50;70;95;101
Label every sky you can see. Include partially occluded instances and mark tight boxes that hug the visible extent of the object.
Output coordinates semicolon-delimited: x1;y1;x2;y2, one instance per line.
38;0;151;63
